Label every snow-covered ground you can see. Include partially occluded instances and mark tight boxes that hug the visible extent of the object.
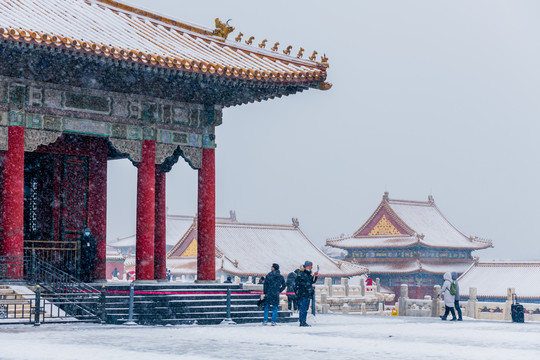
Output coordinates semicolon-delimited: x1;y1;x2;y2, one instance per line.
0;315;539;360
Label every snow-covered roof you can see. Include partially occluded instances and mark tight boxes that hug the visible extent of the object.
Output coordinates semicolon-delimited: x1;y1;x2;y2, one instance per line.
327;235;418;249
458;260;540;299
109;214;195;248
361;260;472;275
106;246;124;261
0;0;328;88
327;193;492;250
167;218;367;278
109;213;238;249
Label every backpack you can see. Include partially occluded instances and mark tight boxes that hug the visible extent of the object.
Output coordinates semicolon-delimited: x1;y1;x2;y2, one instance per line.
450;281;457;296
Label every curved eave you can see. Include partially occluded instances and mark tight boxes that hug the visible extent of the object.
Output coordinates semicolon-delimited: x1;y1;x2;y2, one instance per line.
417;240;493;250
327;237;492;250
327;240;419;249
0;28;328;90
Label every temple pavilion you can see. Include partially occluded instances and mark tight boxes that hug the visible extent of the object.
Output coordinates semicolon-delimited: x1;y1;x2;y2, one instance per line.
0;0;331;283
326;193;492;299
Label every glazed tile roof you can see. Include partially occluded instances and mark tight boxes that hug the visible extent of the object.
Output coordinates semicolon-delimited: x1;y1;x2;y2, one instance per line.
0;0;329;88
327;194;493;250
166;216;367;278
458;260;540;299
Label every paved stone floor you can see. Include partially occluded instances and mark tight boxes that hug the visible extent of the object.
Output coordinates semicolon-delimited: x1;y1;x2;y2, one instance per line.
0;314;539;359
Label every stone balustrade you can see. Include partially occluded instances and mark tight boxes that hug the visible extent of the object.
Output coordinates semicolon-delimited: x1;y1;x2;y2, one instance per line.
397;284;540;321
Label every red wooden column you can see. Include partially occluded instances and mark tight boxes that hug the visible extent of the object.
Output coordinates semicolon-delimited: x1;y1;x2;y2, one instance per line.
1;126;25;278
197;148;215;281
135;140;155;280
154;165;167;281
88;137;108;281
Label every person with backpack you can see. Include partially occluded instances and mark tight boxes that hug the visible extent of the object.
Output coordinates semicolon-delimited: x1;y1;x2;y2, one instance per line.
262;263;286;326
295;261;318;327
451;272;463;321
438;271;457;321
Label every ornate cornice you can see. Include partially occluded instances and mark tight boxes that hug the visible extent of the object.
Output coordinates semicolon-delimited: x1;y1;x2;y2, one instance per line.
24;128;61;152
109;138;142;163
180;146;202;169
155;143;179;165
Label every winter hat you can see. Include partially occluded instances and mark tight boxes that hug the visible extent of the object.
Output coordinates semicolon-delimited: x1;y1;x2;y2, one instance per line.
272;263;279;270
304;260;313;267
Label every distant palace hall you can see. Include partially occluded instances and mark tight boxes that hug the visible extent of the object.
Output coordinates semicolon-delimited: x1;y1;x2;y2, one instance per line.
326;193;493;299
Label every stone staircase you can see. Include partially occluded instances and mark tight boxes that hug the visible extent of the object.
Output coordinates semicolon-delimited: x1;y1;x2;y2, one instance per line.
104;283;297;325
0;285;33;321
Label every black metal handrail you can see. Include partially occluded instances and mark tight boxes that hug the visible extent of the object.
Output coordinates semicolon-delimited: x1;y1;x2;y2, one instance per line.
0;254;103;323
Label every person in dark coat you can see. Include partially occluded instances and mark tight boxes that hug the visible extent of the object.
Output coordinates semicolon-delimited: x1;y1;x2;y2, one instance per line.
79;228;96;282
451;271;463;321
286;271;298;311
295;260;318;327
262;263;286;325
111;267;120;279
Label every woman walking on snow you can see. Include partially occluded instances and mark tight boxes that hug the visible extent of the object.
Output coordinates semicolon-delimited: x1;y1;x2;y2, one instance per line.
438;271;457;321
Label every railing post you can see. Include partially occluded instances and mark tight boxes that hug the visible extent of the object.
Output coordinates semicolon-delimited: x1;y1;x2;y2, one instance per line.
467;287;478;319
220;287;236;325
432;285;441;317
99;285;106;324
398;284;408;316
311;290;316;316
34;285;41;326
124;282;136;325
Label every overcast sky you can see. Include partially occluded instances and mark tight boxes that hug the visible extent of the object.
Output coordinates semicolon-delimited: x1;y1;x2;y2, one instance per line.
107;0;540;260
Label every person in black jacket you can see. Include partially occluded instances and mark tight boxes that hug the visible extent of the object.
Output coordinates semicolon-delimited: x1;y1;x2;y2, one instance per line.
286;271;298;311
295;260;318;327
79;228;96;282
262;263;286;325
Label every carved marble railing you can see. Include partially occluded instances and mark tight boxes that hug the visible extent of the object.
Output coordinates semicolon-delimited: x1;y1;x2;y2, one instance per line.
398;284;540;322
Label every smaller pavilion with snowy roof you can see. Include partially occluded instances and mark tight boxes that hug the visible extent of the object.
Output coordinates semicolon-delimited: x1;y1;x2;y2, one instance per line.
160;213;367;280
326;192;493;299
458;260;540;303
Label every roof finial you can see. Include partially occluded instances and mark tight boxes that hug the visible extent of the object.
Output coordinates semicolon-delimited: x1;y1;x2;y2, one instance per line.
428;195;434;204
283;45;292;55
212;18;235;40
245;36;254;45
383;192;389;201
292;217;299;228
234;32;243;42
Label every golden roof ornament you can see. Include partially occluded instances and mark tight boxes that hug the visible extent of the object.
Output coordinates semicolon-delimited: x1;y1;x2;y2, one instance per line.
212;18;234;40
297;47;304;58
320;54;329;67
283;45;292;55
245;36;254;45
258;39;267;48
309;50;318;61
271;42;280;51
235;32;243;42
317;81;333;91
